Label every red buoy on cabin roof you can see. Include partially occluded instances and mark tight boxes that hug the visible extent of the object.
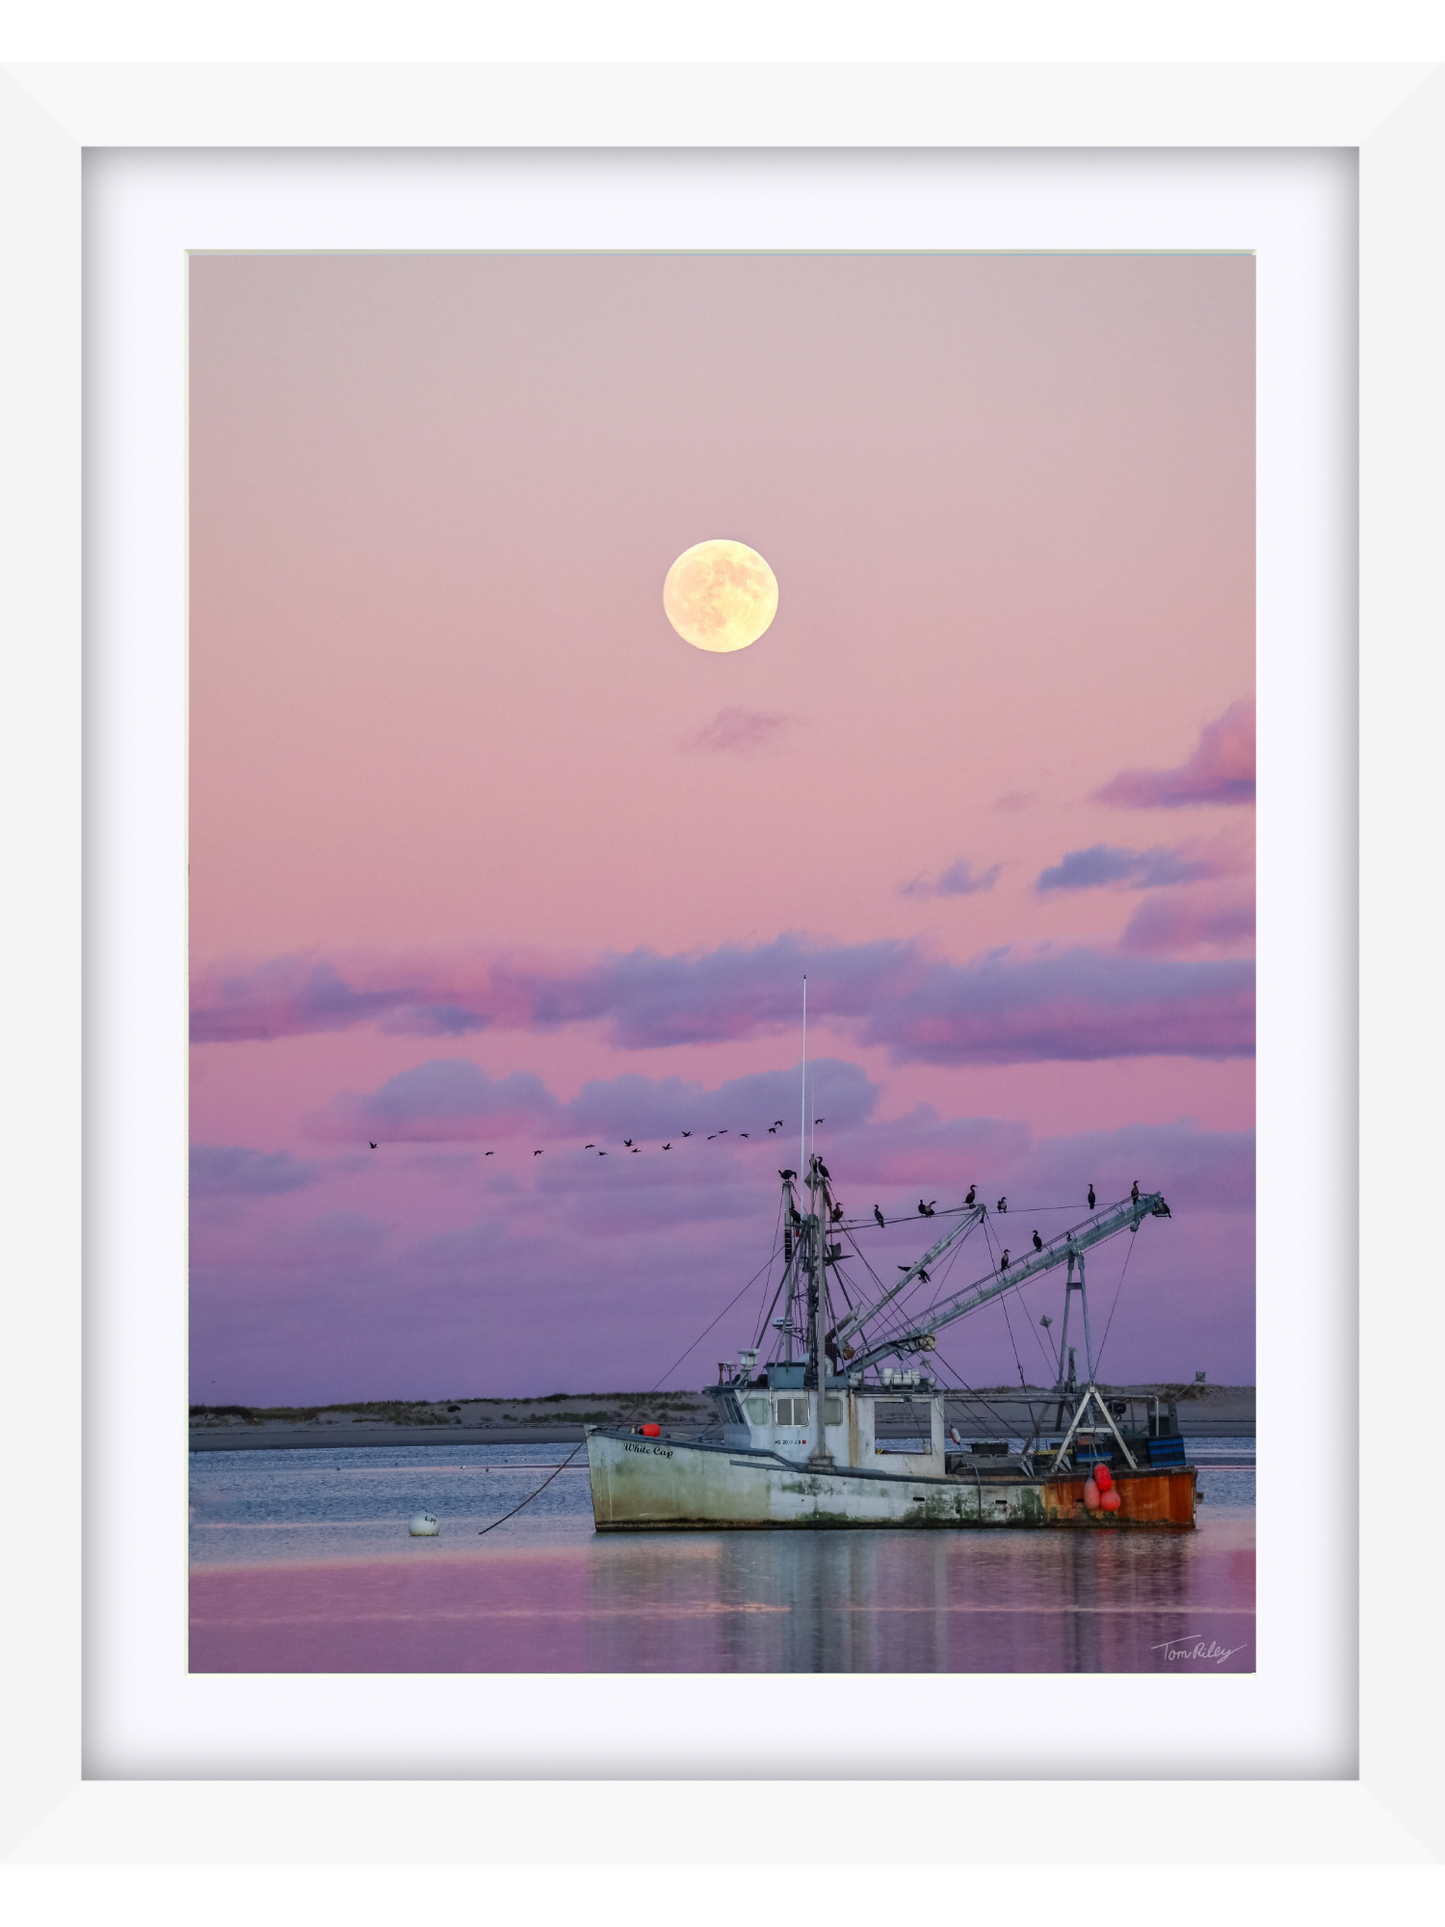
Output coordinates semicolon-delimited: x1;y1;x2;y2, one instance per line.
641;1423;661;1437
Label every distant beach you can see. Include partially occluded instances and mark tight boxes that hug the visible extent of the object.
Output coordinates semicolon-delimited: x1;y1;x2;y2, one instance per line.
189;1382;1256;1451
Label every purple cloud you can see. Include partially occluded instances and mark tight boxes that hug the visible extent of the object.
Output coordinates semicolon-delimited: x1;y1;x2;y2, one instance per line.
310;1056;877;1145
679;707;798;754
198;934;1253;1064
856;948;1253;1065
900;858;1002;899
1121;890;1256;954
191;1144;320;1198
1036;843;1210;892
1095;699;1255;808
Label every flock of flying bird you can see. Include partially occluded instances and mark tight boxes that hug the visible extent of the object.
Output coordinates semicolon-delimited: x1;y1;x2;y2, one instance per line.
366;1130;1141;1274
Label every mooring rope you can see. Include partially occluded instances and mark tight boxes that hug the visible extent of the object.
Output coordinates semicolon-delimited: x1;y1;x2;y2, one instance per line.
476;1440;584;1536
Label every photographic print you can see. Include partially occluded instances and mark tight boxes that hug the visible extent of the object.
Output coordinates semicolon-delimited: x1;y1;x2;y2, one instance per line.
187;251;1255;1674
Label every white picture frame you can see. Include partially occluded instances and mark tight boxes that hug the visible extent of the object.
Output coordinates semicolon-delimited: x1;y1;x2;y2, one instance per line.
0;60;1437;1868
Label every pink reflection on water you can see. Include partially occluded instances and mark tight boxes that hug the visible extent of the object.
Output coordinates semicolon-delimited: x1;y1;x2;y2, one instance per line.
190;1520;1254;1674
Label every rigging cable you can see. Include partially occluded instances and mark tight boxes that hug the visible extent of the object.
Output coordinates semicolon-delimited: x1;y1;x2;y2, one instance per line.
477;1441;583;1537
650;1251;779;1392
1092;1223;1140;1377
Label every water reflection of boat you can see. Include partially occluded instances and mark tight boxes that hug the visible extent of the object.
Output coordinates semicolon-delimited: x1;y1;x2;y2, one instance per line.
587;1158;1194;1532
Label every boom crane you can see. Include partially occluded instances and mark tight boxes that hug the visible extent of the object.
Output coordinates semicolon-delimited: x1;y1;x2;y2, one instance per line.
843;1190;1172;1376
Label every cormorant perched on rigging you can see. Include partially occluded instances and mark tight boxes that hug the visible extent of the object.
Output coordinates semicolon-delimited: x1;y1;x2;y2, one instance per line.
817;1162;831;1180
999;1249;1011;1270
1087;1183;1096;1208
918;1198;936;1217
873;1205;886;1229
1032;1230;1044;1252
1131;1179;1140;1204
996;1195;1008;1213
831;1203;843;1222
897;1264;931;1283
964;1185;976;1206
779;1168;797;1181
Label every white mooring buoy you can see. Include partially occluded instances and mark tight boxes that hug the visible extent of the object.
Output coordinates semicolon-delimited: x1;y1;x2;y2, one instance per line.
408;1511;440;1537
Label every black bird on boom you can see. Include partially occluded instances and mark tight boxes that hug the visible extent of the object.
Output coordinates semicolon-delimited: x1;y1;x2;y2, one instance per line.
918;1199;936;1217
996;1196;1007;1213
831;1204;844;1222
1088;1183;1096;1208
1032;1230;1044;1252
899;1264;930;1283
999;1249;1011;1270
964;1185;976;1206
779;1169;797;1181
874;1205;886;1229
1131;1179;1140;1204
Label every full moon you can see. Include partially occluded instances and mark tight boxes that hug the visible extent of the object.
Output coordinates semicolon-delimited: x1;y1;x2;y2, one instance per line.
662;539;779;653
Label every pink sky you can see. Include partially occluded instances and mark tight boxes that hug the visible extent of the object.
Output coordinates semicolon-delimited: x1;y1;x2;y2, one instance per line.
189;252;1254;1403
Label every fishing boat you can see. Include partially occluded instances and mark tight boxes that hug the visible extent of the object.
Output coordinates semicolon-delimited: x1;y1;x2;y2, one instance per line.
586;1156;1193;1531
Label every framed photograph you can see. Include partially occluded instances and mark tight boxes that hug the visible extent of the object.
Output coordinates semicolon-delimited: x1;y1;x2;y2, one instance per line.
2;58;1437;1867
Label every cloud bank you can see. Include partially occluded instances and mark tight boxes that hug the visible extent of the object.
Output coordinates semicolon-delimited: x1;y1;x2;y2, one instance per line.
195;935;1254;1064
1095;699;1255;808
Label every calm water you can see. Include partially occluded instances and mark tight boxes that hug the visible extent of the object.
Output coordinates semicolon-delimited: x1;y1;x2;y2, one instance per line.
189;1440;1255;1673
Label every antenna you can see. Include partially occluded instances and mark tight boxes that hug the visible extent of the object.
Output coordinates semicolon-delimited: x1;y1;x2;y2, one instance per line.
799;975;807;1184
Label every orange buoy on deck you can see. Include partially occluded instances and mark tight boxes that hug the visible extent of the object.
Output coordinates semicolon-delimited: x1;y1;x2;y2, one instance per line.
641;1423;661;1437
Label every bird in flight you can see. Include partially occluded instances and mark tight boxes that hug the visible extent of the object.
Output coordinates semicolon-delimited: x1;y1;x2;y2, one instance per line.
1032;1230;1044;1252
873;1205;885;1228
1087;1183;1096;1208
768;1126;777;1134
739;1133;749;1139
598;1150;608;1156
898;1263;930;1283
707;1135;717;1141
815;1117;825;1125
630;1147;641;1154
773;1119;785;1128
485;1150;494;1156
964;1185;976;1206
717;1129;728;1135
662;1142;672;1151
534;1149;544;1156
681;1131;692;1138
623;1139;633;1148
369;1141;378;1150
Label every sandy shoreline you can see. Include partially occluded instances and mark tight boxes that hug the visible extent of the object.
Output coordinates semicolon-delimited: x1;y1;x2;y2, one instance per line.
190;1383;1255;1450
